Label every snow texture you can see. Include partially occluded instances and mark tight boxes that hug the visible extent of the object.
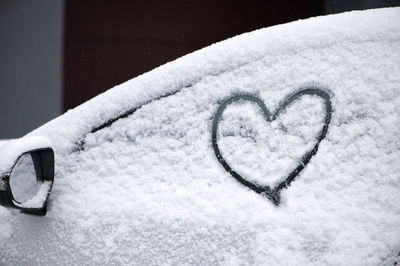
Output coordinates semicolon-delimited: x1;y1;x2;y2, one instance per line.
1;7;400;265
0;140;10;149
8;153;39;203
13;181;52;209
0;136;51;174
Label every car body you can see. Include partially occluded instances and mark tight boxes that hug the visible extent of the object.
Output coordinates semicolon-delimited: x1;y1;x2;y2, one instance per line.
1;8;400;265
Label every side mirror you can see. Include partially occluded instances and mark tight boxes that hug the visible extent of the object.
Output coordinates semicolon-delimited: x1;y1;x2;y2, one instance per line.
0;137;54;215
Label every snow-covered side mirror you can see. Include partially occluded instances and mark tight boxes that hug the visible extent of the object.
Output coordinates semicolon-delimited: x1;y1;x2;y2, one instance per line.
0;137;54;215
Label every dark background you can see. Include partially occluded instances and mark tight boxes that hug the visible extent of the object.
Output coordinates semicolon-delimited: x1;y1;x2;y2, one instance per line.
63;0;323;110
1;0;399;138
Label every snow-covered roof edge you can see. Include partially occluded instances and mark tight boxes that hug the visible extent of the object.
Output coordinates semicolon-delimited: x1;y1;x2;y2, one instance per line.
27;7;400;152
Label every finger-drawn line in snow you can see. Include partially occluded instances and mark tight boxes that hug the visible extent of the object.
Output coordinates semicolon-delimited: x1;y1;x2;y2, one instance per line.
211;88;332;205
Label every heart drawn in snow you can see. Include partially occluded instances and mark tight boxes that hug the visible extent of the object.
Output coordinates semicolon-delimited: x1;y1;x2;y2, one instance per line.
211;88;332;205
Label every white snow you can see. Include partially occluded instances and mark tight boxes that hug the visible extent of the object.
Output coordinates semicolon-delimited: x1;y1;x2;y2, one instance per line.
217;94;326;187
1;7;400;265
8;153;40;203
13;180;52;209
0;140;10;148
0;136;52;174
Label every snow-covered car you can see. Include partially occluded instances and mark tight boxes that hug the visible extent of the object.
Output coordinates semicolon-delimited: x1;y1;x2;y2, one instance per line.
1;8;399;265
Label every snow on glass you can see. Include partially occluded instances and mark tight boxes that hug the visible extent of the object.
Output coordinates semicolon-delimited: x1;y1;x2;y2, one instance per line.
1;7;399;265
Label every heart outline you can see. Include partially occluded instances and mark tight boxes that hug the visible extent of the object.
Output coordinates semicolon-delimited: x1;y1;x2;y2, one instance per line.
211;88;332;205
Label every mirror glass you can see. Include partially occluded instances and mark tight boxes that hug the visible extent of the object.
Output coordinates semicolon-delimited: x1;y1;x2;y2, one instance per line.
9;153;40;204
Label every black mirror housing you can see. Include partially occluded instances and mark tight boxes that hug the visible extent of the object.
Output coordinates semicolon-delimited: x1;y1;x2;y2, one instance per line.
0;137;55;216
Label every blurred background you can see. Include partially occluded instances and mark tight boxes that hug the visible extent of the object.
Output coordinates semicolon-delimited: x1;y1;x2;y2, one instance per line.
0;0;399;138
